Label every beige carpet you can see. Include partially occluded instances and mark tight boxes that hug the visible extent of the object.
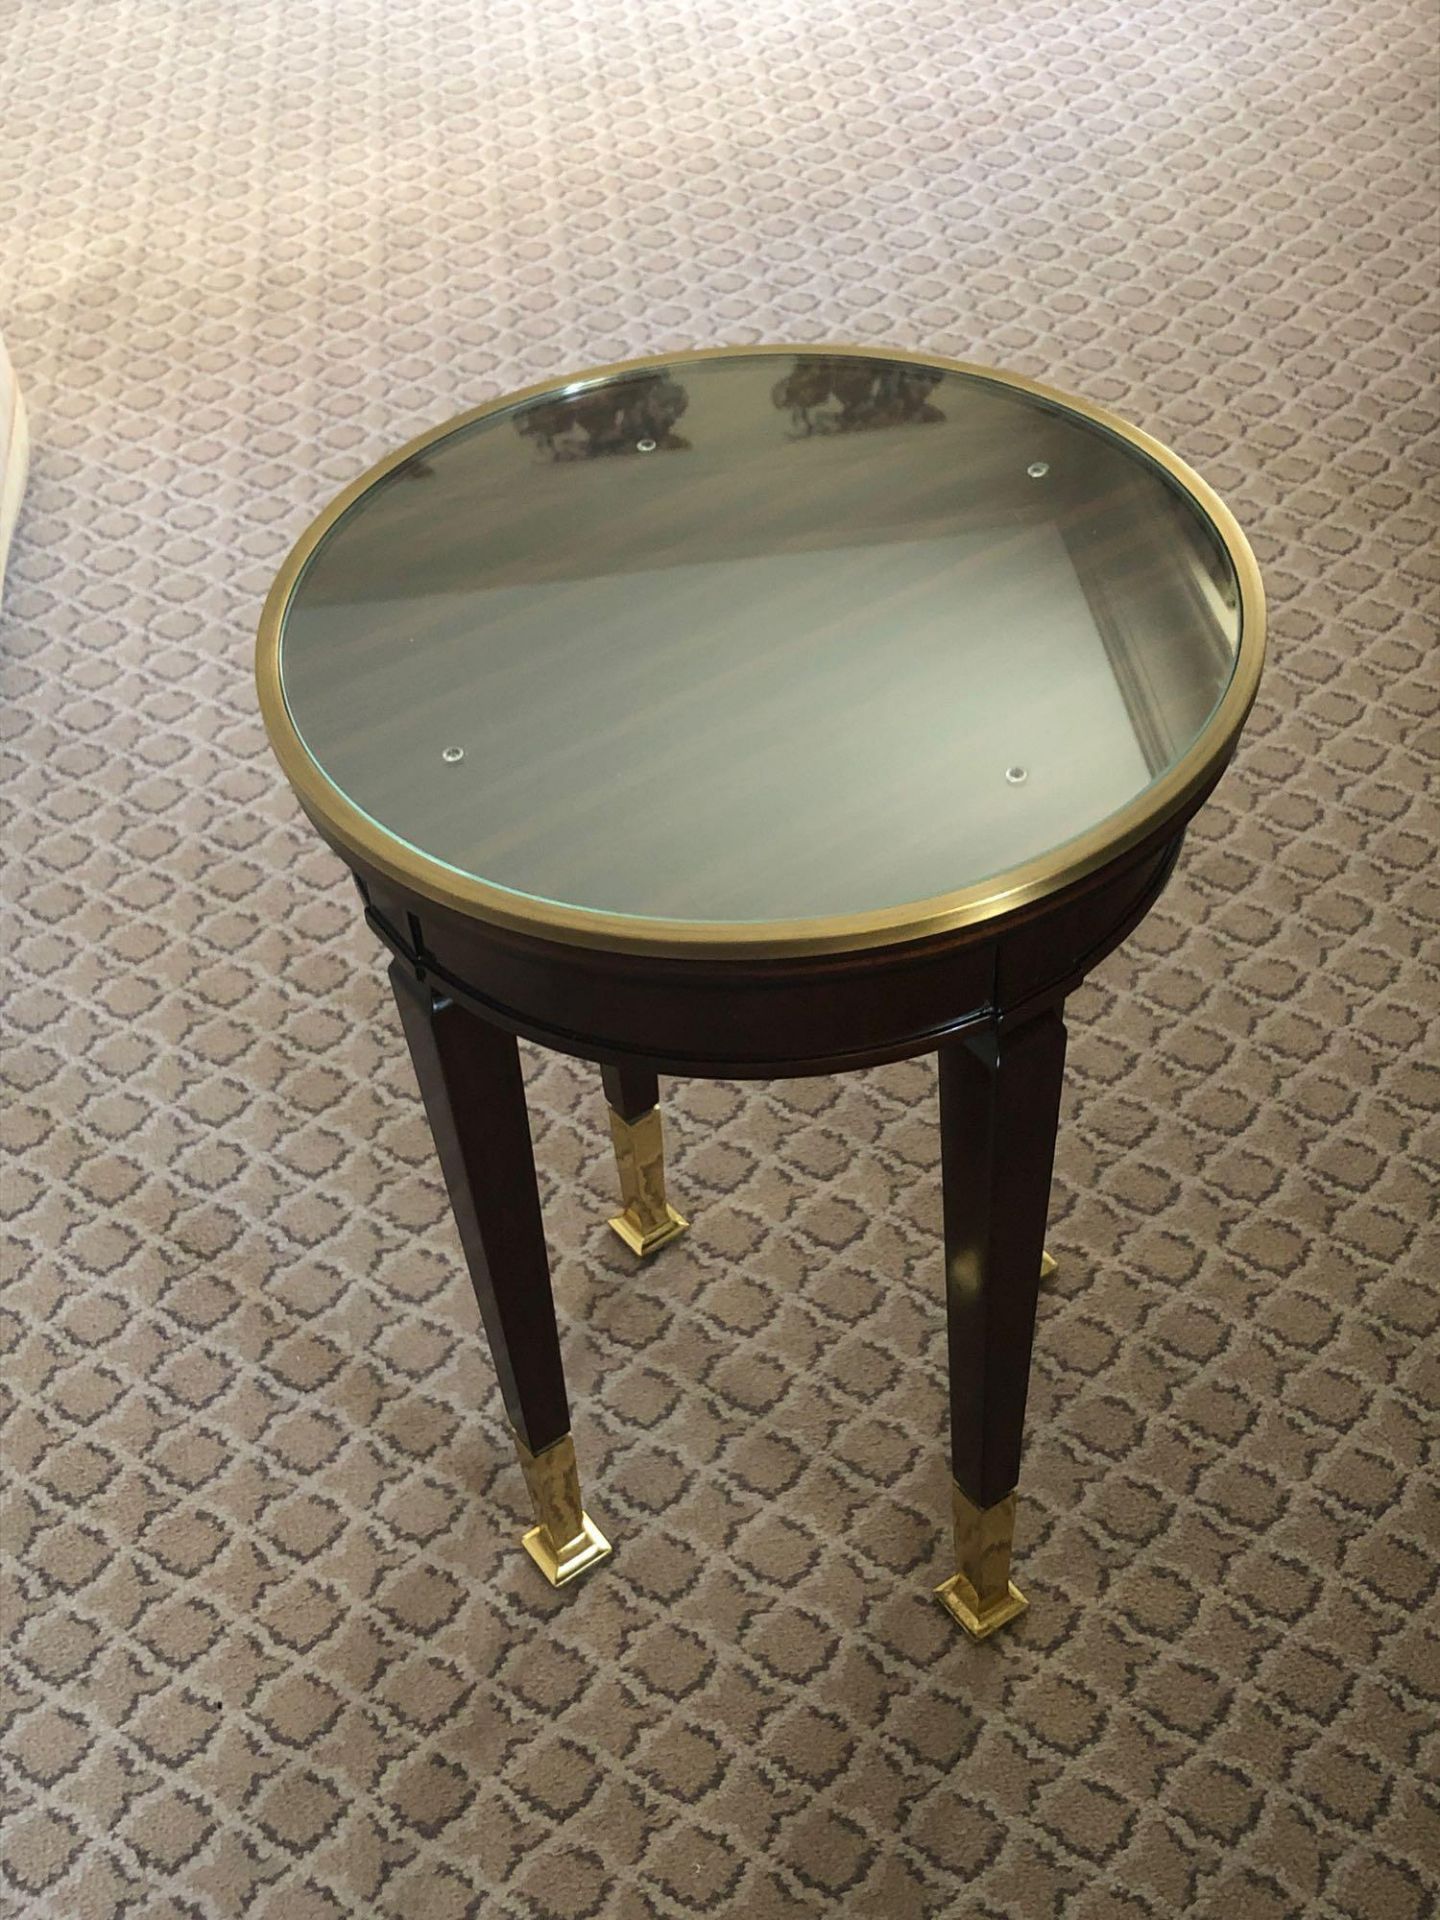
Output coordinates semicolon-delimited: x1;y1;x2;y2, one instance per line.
3;1;1438;1915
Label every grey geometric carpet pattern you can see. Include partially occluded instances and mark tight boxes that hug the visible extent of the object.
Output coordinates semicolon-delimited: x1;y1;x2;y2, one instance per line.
2;1;1437;1915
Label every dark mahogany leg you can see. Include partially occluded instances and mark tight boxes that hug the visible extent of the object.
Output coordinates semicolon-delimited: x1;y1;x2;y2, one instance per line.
390;961;610;1585
600;1061;687;1257
934;1007;1068;1638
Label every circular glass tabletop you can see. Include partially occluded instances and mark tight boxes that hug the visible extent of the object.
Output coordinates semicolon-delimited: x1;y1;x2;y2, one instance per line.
262;347;1263;952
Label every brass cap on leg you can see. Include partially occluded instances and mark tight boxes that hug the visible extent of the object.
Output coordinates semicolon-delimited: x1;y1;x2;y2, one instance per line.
514;1432;612;1587
605;1106;688;1257
607;1204;688;1258
935;1487;1029;1639
521;1514;612;1586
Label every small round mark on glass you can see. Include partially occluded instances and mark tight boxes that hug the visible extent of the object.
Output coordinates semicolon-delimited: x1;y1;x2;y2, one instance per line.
441;746;465;765
1026;461;1050;479
636;438;657;453
1005;765;1029;785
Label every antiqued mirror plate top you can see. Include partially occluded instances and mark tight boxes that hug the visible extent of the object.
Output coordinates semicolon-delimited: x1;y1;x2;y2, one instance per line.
275;350;1248;929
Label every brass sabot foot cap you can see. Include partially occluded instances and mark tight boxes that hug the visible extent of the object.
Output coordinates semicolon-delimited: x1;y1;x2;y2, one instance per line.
1040;1249;1058;1280
607;1206;688;1258
521;1513;612;1587
934;1575;1029;1641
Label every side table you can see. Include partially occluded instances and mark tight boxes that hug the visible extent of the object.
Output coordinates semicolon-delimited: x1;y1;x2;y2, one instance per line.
257;346;1264;1637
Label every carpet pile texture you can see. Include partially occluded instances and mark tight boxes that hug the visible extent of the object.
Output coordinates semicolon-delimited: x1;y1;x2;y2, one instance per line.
2;1;1437;1915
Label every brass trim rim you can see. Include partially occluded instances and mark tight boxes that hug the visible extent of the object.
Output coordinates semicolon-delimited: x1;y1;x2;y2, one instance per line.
255;342;1266;960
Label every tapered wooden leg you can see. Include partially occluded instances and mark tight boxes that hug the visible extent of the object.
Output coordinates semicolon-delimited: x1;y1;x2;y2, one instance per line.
390;962;610;1585
600;1062;687;1257
934;1008;1068;1638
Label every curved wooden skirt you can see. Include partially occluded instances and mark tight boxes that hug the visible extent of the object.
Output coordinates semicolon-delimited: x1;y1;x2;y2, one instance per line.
324;803;1199;1079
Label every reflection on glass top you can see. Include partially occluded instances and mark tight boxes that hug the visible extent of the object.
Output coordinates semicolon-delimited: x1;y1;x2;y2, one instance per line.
279;353;1243;924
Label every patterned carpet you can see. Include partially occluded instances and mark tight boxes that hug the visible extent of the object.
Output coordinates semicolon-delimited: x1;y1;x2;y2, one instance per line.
3;0;1438;1915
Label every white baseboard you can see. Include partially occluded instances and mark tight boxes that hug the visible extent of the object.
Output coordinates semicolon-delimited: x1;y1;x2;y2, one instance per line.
0;344;29;602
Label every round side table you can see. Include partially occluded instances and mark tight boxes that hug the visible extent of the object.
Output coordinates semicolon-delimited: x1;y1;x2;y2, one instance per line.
257;345;1264;1639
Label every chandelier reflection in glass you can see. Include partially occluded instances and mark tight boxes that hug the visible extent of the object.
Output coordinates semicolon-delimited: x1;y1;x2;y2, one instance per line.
772;358;946;437
515;374;691;461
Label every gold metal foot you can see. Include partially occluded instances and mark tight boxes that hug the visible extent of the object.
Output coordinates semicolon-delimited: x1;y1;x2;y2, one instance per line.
522;1513;611;1586
606;1105;687;1258
934;1487;1029;1640
1040;1248;1057;1280
608;1206;688;1257
514;1432;612;1587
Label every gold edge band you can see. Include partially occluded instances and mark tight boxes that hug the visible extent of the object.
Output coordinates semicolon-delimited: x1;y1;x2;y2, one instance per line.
256;343;1267;961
